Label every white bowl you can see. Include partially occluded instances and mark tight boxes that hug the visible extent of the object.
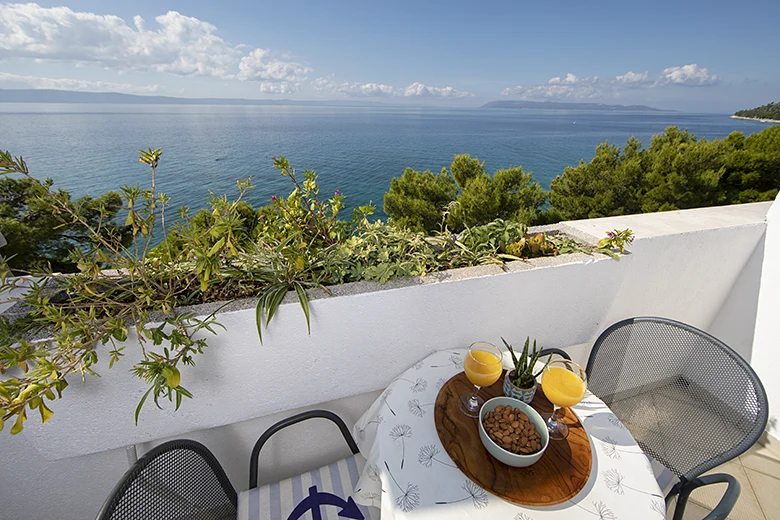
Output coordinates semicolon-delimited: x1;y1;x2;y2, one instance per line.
478;396;550;467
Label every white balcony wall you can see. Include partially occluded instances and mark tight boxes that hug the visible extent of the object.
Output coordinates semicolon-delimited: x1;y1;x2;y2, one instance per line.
0;201;773;520
751;199;780;440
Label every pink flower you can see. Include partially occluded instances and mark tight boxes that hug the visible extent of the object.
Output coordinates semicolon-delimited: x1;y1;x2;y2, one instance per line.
271;196;277;201
334;191;340;196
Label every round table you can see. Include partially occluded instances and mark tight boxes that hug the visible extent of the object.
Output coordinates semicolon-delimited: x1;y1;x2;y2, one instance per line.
352;349;665;519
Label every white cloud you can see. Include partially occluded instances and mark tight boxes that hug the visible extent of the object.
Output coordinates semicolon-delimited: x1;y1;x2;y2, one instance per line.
502;64;720;99
614;71;654;87
547;73;598;86
259;81;299;94
0;71;160;94
0;3;307;86
238;49;311;82
403;82;473;98
660;64;719;86
501;74;600;100
312;77;397;97
312;78;473;99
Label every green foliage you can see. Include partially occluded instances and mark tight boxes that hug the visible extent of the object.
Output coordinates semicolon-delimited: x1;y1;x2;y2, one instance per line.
502;337;551;389
505;233;556;258
0;156;128;273
734;102;780;121
597;229;635;253
0;149;612;434
451;154;485;188
382;167;457;233
384;154;546;233
549;126;780;220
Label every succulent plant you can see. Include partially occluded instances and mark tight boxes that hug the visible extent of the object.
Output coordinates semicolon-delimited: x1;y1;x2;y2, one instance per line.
502;336;551;389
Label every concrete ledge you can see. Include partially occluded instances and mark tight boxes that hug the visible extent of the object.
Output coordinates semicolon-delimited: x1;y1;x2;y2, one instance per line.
563;201;772;242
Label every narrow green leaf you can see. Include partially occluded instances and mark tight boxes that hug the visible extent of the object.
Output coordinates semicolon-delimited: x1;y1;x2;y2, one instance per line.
207;237;225;257
265;285;288;328
255;298;264;344
134;387;153;425
294;283;311;335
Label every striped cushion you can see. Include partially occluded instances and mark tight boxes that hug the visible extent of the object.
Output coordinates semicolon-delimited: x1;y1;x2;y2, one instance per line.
238;454;379;520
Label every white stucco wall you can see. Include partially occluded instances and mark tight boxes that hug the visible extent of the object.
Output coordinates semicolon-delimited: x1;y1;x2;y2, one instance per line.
751;199;780;440
0;202;772;520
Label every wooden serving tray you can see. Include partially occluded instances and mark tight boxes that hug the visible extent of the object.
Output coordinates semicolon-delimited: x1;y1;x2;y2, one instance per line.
434;371;592;506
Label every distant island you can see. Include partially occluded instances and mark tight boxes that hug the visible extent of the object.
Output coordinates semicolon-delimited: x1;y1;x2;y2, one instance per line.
0;88;383;107
732;102;780;123
481;100;668;112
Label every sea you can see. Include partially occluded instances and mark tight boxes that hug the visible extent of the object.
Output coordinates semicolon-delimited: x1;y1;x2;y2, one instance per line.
0;103;775;219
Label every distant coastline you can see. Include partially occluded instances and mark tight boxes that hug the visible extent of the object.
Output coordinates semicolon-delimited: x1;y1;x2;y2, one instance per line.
482;100;670;112
730;115;780;124
0;88;385;107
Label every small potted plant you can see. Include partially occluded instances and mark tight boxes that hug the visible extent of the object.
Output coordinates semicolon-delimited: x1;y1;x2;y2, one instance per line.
502;337;551;403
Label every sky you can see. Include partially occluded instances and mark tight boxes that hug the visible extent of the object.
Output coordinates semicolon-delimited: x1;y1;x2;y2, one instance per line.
0;1;778;112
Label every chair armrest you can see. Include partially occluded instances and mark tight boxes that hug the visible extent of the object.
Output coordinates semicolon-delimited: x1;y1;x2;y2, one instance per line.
539;348;571;360
673;473;740;520
249;409;359;489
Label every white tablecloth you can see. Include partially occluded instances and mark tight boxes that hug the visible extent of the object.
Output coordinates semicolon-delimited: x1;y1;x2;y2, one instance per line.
352;349;665;520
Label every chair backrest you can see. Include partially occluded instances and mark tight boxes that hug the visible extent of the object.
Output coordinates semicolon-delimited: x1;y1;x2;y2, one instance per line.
249;409;359;489
586;317;768;483
96;439;237;520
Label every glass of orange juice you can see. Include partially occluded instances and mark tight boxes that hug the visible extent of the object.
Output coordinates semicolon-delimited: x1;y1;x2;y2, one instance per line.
460;342;504;417
541;359;587;439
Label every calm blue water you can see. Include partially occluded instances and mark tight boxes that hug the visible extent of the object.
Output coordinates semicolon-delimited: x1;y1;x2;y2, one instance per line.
0;104;774;218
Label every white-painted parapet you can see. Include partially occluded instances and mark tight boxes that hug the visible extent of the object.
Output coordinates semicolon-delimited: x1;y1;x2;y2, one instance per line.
0;201;774;520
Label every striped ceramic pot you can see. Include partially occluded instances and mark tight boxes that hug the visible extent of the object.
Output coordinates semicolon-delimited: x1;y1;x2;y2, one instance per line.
502;370;537;403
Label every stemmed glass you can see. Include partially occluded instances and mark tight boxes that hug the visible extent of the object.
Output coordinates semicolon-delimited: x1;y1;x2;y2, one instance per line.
541;359;587;440
460;342;504;417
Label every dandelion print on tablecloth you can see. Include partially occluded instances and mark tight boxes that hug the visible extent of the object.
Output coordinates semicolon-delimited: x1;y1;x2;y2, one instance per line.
607;413;626;430
360;492;381;507
650;499;666;517
384;461;420;513
570;500;617;520
435;481;489;509
418;444;457;469
436;377;448;390
408;399;435;418
602;437;621;460
514;513;535;520
390;424;413;469
356;415;384;440
398;378;428;393
413;360;423;370
380;388;396;416
366;464;380;482
604;469;663;498
430;354;463;368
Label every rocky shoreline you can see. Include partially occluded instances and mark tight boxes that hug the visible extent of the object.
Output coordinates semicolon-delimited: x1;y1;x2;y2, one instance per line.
731;115;780;123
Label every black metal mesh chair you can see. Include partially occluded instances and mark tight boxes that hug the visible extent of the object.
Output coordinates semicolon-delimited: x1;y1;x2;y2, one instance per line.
586;317;768;520
96;439;237;520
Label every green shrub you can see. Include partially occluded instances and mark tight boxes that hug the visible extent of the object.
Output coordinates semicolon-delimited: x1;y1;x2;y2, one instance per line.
385;154;546;233
549;126;779;221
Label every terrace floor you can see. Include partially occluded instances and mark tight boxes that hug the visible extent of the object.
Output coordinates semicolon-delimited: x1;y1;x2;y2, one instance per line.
672;439;780;519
